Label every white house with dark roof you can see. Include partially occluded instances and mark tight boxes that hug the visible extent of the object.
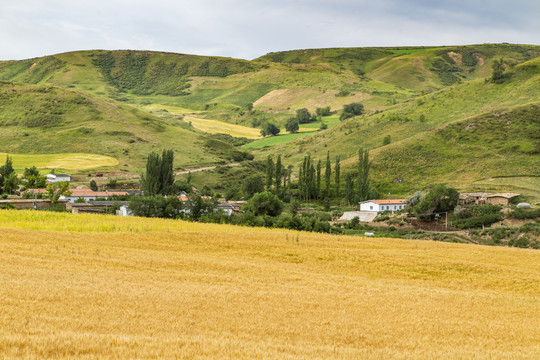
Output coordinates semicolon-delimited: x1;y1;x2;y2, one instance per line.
360;199;406;213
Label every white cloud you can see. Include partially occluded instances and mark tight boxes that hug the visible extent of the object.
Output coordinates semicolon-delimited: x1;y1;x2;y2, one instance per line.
0;0;538;60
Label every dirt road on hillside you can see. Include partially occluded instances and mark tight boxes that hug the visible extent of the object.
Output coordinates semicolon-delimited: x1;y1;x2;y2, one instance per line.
175;163;240;175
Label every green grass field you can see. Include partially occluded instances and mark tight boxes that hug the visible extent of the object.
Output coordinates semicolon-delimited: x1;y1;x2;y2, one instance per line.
299;116;340;129
244;131;318;149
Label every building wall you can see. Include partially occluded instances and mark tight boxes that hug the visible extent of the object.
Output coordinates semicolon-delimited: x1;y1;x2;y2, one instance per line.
360;202;405;212
486;197;510;206
0;199;64;210
360;202;380;212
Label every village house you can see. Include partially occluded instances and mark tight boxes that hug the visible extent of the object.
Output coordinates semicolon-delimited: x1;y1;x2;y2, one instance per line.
64;189;129;203
46;173;71;184
360;199;407;213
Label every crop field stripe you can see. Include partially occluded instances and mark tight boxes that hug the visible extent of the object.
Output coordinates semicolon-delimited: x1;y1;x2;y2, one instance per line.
0;210;539;358
0;152;118;173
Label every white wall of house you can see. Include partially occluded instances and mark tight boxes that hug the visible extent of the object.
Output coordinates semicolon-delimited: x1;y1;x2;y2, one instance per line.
360;201;381;212
66;196;97;203
360;201;405;213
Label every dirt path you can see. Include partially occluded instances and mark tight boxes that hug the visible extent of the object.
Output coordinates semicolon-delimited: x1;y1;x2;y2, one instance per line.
175;163;240;175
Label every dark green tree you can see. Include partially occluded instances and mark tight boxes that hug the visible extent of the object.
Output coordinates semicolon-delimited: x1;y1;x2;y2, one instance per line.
128;195;183;219
413;184;459;220
90;180;98;191
316;160;321;200
0;155;14;193
356;148;371;202
243;174;264;199
245;191;284;217
344;172;355;205
316;106;331;116
491;58;505;83
324;152;331;200
261;122;280;136
340;102;364;120
266;155;274;191
140;149;175;196
23;166;39;178
296;108;313;124
335;155;340;201
2;173;19;195
275;155;282;196
285;118;299;133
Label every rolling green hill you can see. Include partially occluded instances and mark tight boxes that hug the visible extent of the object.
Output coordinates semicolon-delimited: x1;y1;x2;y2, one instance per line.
0;81;247;172
0;44;538;197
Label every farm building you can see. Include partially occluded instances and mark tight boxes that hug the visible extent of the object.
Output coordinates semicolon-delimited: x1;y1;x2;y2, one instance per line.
485;193;520;206
360;199;406;213
459;192;520;206
46;174;71;183
64;189;129;203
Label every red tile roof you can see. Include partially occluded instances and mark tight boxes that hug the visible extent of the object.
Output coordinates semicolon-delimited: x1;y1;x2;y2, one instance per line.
368;199;406;205
69;189;128;197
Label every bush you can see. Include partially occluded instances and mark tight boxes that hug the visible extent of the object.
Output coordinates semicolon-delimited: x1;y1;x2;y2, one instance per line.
245;191;283;217
508;208;540;220
451;213;502;229
340;102;364;120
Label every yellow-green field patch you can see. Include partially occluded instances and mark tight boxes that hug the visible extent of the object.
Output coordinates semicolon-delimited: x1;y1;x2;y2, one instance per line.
184;116;262;139
254;89;371;112
0;153;119;173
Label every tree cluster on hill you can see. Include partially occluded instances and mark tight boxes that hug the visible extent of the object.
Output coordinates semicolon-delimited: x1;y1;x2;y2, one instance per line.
260;122;280;137
340;102;364;120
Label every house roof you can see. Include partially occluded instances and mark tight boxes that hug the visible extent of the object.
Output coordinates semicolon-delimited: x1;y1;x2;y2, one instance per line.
460;192;520;199
361;199;406;205
25;188;48;194
486;193;520;199
69;189;128;197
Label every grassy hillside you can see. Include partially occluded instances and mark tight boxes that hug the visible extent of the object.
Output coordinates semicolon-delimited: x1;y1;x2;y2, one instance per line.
256;56;540;198
0;82;242;172
1;210;539;358
0;45;538;194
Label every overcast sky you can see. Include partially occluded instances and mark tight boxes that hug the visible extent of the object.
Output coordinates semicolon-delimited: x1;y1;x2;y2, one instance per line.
1;0;539;61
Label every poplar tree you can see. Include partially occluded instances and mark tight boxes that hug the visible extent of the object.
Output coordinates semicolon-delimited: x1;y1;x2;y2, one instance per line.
316;160;321;200
324;151;331;200
0;155;14;193
344;171;355;205
275;155;282;196
356;148;371;202
335;155;341;201
140;149;175;196
266;155;274;191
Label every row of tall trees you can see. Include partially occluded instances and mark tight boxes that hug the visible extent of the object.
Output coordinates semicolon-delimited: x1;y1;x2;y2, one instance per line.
140;149;175;196
296;148;372;204
262;148;372;205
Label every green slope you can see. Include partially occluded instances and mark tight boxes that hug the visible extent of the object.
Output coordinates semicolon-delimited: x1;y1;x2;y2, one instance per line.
0;45;538;196
0;82;243;172
255;56;540;198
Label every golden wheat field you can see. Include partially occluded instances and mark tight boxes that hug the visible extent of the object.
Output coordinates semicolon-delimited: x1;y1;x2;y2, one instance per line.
0;210;539;359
